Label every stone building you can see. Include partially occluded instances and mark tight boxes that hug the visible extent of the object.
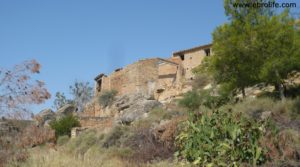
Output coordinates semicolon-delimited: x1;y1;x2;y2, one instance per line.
94;43;212;102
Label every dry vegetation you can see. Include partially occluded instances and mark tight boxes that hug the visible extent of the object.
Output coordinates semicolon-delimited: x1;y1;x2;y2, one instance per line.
4;95;300;167
6;106;188;167
0;122;55;166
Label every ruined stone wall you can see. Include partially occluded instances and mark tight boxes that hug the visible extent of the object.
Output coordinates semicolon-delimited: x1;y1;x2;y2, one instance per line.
181;49;207;80
101;76;110;93
93;44;212;104
98;58;160;97
79;116;113;127
157;62;178;89
135;59;159;96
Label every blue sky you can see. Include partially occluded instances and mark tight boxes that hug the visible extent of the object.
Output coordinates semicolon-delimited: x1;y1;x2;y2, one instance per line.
0;0;229;113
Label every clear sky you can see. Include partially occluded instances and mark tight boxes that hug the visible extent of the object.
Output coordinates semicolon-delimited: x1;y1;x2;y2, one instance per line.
0;0;228;113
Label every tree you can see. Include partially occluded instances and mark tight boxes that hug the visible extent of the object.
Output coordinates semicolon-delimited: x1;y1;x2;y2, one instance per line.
69;81;93;112
0;60;51;119
257;11;300;100
209;0;300;99
52;92;73;110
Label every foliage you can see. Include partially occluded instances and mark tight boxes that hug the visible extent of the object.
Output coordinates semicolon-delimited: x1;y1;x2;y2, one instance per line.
208;0;300;99
190;73;212;90
52;92;73;110
49;114;80;137
102;125;130;148
98;90;118;107
179;89;229;110
178;91;202;111
0;60;51;119
176;109;267;166
69;81;93;112
257;11;300;100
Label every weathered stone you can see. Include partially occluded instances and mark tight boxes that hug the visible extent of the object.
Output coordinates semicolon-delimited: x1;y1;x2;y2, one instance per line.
56;104;76;119
116;94;162;124
34;108;55;127
34;104;77;127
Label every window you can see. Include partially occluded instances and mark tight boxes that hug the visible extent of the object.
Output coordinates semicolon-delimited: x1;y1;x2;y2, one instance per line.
204;49;211;56
96;79;102;92
179;54;185;60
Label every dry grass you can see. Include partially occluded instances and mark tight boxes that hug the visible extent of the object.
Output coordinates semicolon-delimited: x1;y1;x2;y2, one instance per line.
7;147;128;167
7;146;190;167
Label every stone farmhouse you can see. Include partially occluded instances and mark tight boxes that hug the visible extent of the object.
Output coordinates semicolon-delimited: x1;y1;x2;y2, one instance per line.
94;43;212;102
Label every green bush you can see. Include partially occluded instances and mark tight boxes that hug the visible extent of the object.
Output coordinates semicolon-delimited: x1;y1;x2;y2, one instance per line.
178;91;202;111
50;115;80;137
98;90;118;107
176;109;267;166
179;90;229;110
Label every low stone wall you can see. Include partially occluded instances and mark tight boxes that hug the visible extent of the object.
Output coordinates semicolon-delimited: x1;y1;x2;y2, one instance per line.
71;116;113;138
79;116;113;128
71;127;88;138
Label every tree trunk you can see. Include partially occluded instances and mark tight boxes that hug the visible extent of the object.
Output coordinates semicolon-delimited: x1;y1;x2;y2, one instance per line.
279;83;286;101
275;70;285;101
242;87;246;98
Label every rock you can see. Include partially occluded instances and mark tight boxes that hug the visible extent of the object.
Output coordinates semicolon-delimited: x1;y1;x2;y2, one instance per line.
115;93;162;124
34;104;76;127
56;104;76;118
34;109;55;127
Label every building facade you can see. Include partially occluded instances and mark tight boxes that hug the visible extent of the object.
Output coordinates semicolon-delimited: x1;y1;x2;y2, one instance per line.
94;43;212;102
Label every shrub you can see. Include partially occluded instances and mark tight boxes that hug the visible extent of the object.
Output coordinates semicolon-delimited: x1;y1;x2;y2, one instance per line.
179;90;229;110
50;114;80;137
126;127;174;163
98;90;118;107
191;74;212;90
19;125;55;147
178;91;202;111
176;109;267;166
57;135;69;146
224;98;275;119
102;125;130;148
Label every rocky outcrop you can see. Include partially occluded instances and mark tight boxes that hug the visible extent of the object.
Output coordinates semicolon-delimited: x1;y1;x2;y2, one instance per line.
34;109;55;127
286;71;300;86
113;93;162;124
34;104;76;127
56;104;76;118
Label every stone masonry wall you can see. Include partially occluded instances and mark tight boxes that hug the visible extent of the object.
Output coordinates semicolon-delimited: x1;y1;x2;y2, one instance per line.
97;58;160;97
93;44;213;103
181;49;207;80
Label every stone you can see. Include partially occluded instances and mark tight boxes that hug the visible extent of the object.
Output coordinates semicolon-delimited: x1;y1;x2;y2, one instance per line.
56;104;76;118
34;108;55;127
115;93;162;124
